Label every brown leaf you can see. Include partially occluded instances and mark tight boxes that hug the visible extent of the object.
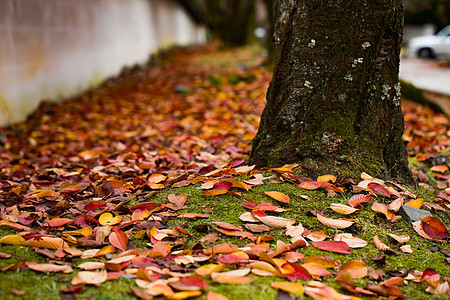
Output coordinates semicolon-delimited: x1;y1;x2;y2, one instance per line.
26;262;73;273
373;235;395;252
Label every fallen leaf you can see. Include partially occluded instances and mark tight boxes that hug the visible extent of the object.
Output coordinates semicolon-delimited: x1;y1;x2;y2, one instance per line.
316;214;354;229
334;233;368;248
373;235;394;252
26;262;73;273
301;262;331;277
400;245;413;253
99;212;122;226
317;174;337;183
330;203;358;215
207;290;229;300
348;194;372;208
0;235;26;245
264;191;290;204
271;281;304;295
371;202;395;220
311;241;352;254
253;214;295;229
43;218;73;228
108;230;128;252
387;233;410;245
367;182;390;198
430;165;449;173
22;236;65;249
71;270;107;286
421;216;449;240
339;260;367;278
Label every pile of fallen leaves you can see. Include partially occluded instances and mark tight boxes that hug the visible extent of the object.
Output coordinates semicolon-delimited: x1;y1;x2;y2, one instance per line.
0;44;449;299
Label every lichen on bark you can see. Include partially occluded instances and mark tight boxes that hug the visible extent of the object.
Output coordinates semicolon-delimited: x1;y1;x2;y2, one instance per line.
249;0;414;183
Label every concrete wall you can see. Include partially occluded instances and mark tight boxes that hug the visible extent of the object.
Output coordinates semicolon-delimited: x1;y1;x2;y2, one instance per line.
0;0;206;126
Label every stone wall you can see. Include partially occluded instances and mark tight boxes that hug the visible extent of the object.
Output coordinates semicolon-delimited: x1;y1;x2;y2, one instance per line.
0;0;206;125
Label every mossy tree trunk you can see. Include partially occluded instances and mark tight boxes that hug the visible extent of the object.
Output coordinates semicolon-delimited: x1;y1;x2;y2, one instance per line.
250;0;414;183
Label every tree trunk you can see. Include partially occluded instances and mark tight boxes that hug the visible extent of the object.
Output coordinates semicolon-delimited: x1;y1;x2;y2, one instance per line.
200;0;255;46
249;0;414;183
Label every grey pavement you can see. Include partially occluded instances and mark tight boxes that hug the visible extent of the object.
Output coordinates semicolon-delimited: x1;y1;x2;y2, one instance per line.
399;58;450;96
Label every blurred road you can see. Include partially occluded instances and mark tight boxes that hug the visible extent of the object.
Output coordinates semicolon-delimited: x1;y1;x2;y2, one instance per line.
399;58;450;96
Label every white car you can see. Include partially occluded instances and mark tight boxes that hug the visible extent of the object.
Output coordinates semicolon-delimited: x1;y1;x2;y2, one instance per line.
408;25;450;58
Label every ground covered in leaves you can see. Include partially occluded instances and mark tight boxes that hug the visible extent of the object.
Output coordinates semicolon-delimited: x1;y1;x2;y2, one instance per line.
0;44;449;300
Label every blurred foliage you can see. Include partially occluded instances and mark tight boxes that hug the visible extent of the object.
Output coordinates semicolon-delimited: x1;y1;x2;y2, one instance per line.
403;0;450;30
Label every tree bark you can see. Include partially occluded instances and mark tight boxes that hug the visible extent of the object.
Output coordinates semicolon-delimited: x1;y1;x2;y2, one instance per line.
250;0;414;183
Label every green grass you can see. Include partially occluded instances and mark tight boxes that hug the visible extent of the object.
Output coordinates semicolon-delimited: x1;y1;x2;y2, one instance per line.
1;173;449;299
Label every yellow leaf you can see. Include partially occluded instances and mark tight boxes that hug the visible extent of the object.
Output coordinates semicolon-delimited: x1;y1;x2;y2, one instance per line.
0;235;25;245
271;281;304;295
98;212;122;226
317;174;337;183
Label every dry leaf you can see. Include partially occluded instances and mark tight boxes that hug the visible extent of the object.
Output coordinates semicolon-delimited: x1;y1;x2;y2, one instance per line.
316;214;354;229
339;260;367;278
373;235;394;252
271;281;304;295
71;270;108;286
264;191;290;204
330;203;358;215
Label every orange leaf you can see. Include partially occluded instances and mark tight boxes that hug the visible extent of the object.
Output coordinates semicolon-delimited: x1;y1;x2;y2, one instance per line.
26;262;73;273
22;236;65;249
108;230;128;251
99;212;122;226
388;197;404;212
148;174;167;184
43;218;73;227
195;263;225;276
317;214;354;229
430;165;449;173
168;193;187;207
264;191;290;204
222;179;250;191
339;260;367;278
317;174;337;183
202;190;228;196
348;194;372;207
149;242;171;258
298;181;323;190
271;282;304;295
212;275;254;284
207;291;229;300
301;262;331;277
132;209;150;221
77;262;105;271
421;216;449;240
303;256;336;268
204;243;239;255
71;270;108;286
371;202;395;220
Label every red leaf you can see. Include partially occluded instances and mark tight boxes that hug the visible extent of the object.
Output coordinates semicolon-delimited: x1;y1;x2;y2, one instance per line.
212;181;232;191
367;182;390;198
421;216;449;240
129;202;165;212
311;241;352;254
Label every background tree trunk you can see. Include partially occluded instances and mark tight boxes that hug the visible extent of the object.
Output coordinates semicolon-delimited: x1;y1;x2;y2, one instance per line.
196;0;255;46
250;0;413;183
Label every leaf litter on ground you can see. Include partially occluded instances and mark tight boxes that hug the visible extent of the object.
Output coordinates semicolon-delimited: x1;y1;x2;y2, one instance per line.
0;43;449;299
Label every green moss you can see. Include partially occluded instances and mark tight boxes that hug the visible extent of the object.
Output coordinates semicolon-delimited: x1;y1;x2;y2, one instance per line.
1;176;448;299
